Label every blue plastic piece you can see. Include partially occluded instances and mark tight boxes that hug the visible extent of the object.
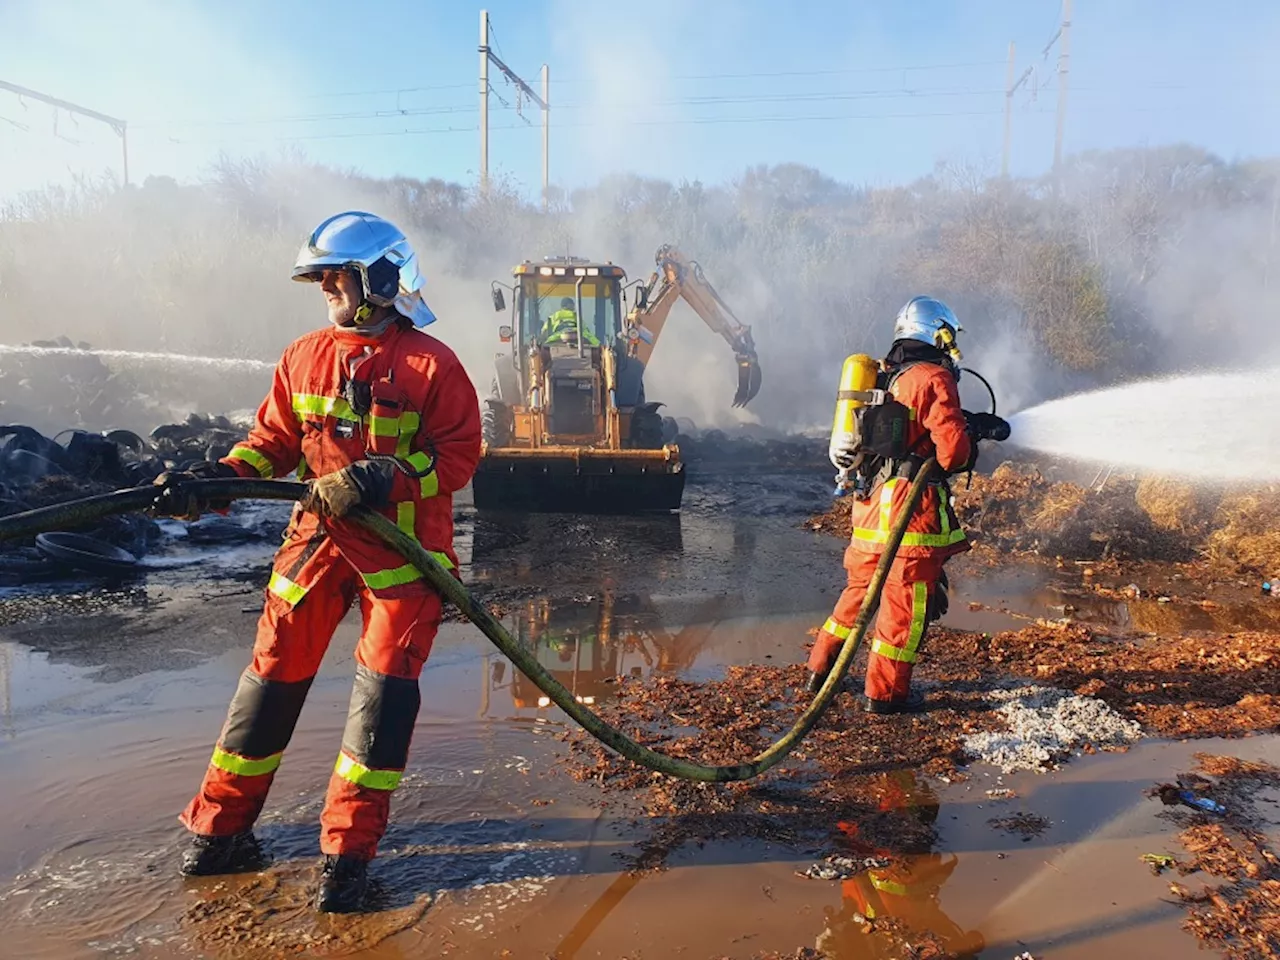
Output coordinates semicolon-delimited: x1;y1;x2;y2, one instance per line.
1178;791;1226;815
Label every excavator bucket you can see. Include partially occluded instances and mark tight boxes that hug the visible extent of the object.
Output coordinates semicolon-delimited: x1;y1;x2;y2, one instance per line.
472;445;685;514
733;355;763;408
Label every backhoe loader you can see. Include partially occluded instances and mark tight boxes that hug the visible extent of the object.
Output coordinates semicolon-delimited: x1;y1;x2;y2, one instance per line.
473;247;762;513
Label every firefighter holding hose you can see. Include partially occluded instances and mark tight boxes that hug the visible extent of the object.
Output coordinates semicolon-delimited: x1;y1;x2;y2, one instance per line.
807;296;1008;714
149;211;481;912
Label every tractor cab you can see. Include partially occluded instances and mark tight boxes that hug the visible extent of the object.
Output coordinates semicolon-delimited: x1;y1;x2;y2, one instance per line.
479;254;684;514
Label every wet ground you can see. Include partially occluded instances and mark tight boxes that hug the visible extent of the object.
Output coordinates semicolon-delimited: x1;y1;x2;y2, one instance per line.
0;465;1276;958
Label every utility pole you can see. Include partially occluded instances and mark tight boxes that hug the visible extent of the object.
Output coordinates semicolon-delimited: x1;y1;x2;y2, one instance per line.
1053;0;1072;171
1002;42;1032;178
478;9;489;195
477;8;550;204
0;79;128;186
541;64;550;211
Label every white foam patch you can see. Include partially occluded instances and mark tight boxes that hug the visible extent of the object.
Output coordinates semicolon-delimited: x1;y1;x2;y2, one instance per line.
962;684;1144;774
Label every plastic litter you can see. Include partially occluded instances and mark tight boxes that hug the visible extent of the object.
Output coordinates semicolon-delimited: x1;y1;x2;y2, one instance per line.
1140;853;1177;873
1152;783;1227;815
796;855;890;881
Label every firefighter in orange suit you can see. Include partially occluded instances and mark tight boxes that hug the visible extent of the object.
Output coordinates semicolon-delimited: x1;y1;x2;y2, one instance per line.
150;211;481;913
807;296;1005;714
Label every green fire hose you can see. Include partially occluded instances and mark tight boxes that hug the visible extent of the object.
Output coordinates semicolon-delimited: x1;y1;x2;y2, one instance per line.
0;460;938;782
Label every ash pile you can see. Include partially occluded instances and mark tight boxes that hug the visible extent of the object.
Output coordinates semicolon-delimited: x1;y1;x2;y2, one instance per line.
0;413;267;585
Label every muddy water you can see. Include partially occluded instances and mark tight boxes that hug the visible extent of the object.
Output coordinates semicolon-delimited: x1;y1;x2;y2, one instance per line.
0;469;1275;958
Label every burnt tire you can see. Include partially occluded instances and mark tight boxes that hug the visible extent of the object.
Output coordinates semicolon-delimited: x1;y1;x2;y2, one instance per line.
630;406;666;449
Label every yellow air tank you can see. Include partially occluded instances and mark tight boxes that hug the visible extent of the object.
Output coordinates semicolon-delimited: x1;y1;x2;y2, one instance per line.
829;353;880;496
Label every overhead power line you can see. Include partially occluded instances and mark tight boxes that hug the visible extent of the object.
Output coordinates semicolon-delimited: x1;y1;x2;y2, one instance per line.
134;81;1187;132
293;58;1010;102
145;98;1226;148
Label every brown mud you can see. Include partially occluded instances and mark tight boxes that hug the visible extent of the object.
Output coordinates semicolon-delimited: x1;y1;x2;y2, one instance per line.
0;462;1276;957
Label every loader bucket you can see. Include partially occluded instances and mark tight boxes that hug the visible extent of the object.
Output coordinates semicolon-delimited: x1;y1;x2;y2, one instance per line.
732;355;763;408
472;445;685;514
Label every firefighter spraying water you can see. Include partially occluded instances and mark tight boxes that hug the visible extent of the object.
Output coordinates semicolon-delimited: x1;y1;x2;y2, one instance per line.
809;297;1010;714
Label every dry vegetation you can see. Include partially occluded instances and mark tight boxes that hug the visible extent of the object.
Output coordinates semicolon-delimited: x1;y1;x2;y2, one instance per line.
807;461;1280;575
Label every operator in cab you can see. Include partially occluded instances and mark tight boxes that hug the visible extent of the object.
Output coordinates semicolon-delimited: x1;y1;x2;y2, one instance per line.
540;296;600;347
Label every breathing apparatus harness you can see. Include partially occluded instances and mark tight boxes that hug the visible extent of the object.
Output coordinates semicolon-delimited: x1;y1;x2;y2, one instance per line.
834;354;1008;501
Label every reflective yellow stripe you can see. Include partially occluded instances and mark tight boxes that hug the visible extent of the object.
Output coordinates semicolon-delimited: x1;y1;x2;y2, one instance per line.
852;479;967;548
291;394;433;496
359;551;455;591
226;446;274;478
822;618;853;639
906;580;929;660
395;412;420;457
397;501;415;538
296;458;309;481
406;451;439;497
370;414;399;437
870;875;910;896
268;570;307;606
879;478;897;531
870;637;908;661
211;746;282;777
360;563;424;590
869;582;929;664
292;393;359;422
334;752;402;791
855;526;969;547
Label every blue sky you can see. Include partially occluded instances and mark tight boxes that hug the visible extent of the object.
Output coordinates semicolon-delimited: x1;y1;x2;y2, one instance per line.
1;0;1277;202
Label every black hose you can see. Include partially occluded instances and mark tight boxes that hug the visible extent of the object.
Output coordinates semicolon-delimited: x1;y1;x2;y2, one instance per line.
0;465;938;782
961;367;998;416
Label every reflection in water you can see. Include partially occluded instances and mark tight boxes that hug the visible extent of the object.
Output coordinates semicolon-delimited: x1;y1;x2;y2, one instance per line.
819;770;985;959
487;592;728;713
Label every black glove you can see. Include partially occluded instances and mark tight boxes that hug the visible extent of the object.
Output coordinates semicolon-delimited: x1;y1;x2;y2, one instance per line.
150;459;240;520
930;570;950;623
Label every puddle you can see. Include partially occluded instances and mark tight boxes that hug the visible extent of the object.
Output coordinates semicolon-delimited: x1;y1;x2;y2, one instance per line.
1;470;1277;957
946;557;1280;636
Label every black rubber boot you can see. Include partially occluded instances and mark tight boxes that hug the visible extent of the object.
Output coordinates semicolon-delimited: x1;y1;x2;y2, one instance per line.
863;690;927;715
805;670;828;694
315;854;370;914
180;831;267;877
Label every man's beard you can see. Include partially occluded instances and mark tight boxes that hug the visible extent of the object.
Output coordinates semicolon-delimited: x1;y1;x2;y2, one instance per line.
329;302;359;326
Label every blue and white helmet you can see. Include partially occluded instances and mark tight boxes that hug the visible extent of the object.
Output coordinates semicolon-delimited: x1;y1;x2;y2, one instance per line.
892;296;963;361
292;211;436;327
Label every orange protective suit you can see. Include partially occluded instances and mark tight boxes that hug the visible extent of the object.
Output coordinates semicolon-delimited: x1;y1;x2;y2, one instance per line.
180;320;481;858
808;360;971;704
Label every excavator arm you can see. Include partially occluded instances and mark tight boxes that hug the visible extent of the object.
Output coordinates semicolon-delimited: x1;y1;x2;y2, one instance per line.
625;243;762;408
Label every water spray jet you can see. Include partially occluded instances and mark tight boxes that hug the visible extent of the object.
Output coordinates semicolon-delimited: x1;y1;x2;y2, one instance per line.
1005;369;1280;483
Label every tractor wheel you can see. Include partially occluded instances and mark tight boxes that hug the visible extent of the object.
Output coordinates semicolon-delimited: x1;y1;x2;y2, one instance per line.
482;399;513;447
